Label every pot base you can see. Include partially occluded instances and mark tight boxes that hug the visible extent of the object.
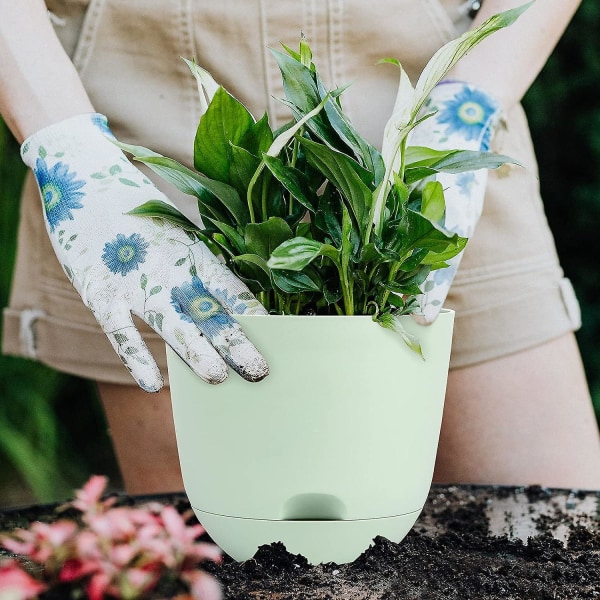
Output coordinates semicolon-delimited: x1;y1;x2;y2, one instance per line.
193;507;422;565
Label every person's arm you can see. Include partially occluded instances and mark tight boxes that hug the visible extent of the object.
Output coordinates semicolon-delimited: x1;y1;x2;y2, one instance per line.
449;0;582;109
0;0;94;141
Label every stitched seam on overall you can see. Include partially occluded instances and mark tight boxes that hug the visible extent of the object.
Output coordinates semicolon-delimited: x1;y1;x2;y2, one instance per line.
258;0;278;125
71;0;106;74
302;0;318;59
328;0;344;100
453;256;563;286
179;0;201;133
421;0;456;47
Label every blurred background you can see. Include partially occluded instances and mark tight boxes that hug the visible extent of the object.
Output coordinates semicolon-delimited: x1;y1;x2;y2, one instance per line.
1;1;600;508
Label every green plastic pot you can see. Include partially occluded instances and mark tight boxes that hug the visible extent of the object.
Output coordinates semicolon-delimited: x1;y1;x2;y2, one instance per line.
167;310;454;564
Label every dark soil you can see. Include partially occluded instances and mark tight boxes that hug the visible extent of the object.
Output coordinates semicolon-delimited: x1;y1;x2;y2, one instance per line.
2;485;599;599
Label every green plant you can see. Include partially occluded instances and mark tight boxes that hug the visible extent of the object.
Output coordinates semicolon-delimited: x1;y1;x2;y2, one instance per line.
120;7;526;354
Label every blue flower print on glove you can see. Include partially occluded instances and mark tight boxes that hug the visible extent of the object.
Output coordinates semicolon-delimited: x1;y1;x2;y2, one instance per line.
102;233;149;276
436;84;499;150
171;276;235;335
34;157;86;232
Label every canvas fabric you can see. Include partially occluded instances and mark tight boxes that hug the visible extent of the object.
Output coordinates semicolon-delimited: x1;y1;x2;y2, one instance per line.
3;0;581;383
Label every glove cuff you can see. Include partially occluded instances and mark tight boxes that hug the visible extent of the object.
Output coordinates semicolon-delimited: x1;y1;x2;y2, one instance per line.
21;113;114;168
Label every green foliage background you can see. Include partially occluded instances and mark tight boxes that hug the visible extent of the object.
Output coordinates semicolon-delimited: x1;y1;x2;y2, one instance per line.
1;1;599;506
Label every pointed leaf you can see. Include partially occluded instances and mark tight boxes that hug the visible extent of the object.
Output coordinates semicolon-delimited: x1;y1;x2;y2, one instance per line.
244;217;294;260
413;3;533;115
298;137;373;231
194;86;255;182
207;219;246;255
377;313;424;358
127;200;199;231
183;58;220;114
272;269;322;293
268;237;339;271
263;154;316;211
114;140;249;225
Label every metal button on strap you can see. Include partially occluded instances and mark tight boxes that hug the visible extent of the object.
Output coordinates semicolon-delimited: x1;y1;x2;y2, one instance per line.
459;0;483;19
468;0;483;18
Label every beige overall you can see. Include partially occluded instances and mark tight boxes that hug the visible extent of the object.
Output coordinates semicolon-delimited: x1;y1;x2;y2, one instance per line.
3;0;581;384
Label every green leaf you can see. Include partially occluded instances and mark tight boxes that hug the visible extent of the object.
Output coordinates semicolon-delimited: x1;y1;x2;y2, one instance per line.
208;219;246;254
268;237;339;271
229;144;262;195
232;253;272;290
377;313;424;359
239;113;274;156
430;150;521;173
109;164;122;176
403;207;467;260
340;203;353;278
155;313;164;331
149;285;162;297
127;200;199;231
182;57;220;113
315;186;342;247
194;86;255;183
295;222;312;238
315;73;385;183
421;181;445;223
263;154;315;211
140;273;148;290
272;269;322;293
404;150;521;184
244;217;294;260
114;140;249;225
413;3;533;115
298;137;373;232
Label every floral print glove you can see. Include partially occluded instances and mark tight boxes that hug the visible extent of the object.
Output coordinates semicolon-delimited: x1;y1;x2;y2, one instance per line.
21;113;269;391
409;81;501;324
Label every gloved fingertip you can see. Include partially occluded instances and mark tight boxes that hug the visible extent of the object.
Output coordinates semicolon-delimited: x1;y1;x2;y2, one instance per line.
411;309;438;326
138;377;164;393
411;313;429;326
238;356;270;383
201;361;229;386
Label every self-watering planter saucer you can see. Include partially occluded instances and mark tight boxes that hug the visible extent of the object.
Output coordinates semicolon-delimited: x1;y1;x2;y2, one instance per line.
167;311;454;564
193;510;421;565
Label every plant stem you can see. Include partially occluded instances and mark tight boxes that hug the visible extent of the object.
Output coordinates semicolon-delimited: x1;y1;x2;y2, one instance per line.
338;264;354;315
247;161;266;223
379;262;402;310
261;170;270;222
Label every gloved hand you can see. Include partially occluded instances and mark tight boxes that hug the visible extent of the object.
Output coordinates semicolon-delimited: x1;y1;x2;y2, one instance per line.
409;81;501;324
21;113;269;391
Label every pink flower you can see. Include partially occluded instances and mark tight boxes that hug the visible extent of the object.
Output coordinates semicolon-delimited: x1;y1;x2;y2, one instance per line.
71;475;116;517
0;560;46;600
182;569;222;600
1;477;223;600
1;520;77;565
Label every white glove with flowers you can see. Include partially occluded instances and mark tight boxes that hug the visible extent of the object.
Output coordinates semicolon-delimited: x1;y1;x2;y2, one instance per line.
409;81;501;323
21;113;269;391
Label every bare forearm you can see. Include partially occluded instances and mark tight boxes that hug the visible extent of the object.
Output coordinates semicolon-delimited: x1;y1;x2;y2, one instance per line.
450;0;582;109
0;0;94;142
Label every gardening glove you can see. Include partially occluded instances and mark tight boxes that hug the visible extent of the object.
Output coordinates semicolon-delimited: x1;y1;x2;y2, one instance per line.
409;81;501;324
21;113;269;392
